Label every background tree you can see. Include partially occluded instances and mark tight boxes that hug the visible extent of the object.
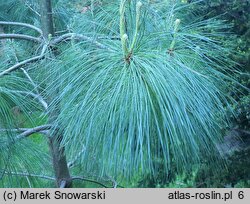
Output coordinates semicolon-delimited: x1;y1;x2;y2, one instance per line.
0;0;245;187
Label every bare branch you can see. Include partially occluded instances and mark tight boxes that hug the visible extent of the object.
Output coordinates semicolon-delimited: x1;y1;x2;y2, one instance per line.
0;170;123;188
16;125;52;139
0;125;51;152
0;125;51;139
72;176;108;188
20;69;48;110
0;170;55;181
0;168;118;188
0;21;42;35
0;55;41;76
21;69;39;92
3;44;47;109
0;128;49;135
51;33;111;50
0;34;42;43
7;90;48;110
0;44;47;77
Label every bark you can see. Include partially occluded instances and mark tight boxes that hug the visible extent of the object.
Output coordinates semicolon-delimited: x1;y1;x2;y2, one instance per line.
39;0;72;188
39;0;54;39
48;130;72;188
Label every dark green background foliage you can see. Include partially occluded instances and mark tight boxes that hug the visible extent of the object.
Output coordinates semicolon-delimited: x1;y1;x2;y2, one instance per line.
186;0;250;131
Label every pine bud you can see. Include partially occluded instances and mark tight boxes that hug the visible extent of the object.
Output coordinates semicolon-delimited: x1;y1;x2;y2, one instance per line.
136;1;143;10
174;19;181;32
122;34;128;41
121;34;128;56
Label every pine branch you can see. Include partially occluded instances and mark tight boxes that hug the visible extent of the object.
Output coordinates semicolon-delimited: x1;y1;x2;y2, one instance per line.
0;125;51;152
6;43;48;110
0;170;55;181
20;69;48;110
71;176;108;188
7;90;48;110
51;33;110;50
0;125;51;139
0;21;42;35
0;44;47;77
0;125;51;133
20;68;39;93
0;128;49;135
0;170;115;188
16;125;52;139
0;34;42;43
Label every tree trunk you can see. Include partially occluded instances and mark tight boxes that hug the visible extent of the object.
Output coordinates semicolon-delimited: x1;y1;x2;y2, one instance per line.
48;129;72;188
40;0;54;39
39;0;72;188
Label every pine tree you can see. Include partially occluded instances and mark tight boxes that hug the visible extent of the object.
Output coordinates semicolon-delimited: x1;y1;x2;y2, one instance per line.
0;0;238;187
